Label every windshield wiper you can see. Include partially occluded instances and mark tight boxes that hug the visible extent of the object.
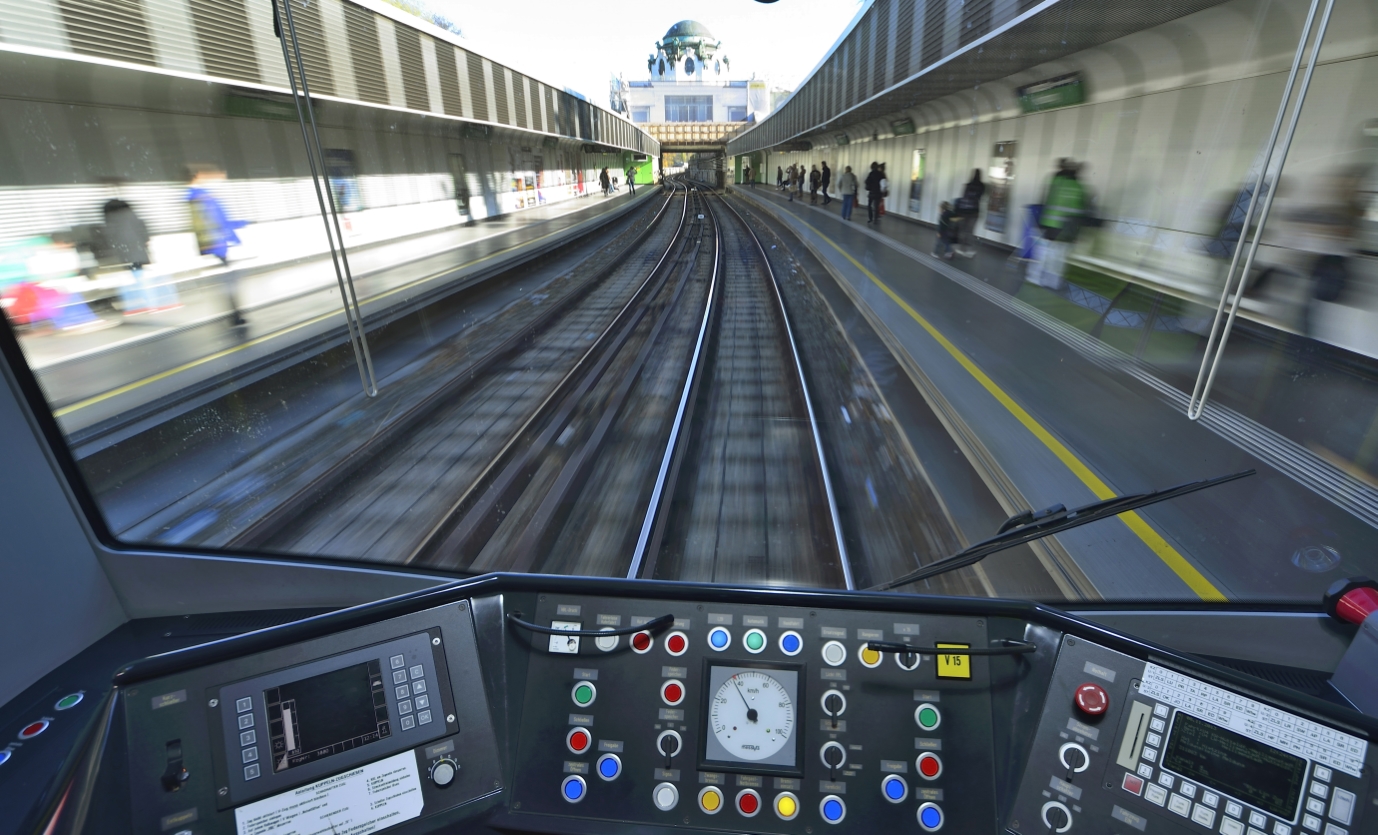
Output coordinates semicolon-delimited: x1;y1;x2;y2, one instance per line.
871;470;1255;591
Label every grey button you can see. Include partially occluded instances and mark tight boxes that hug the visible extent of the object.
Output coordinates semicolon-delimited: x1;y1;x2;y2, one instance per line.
1158;773;1174;788
1146;733;1161;747
1328;788;1355;825
1310;783;1328;799
1153;704;1169;717
242;747;258;764
1168;794;1191;816
244;763;260;781
417;710;432;725
1220;820;1244;835
1136;763;1153;779
238;713;254;729
1250;812;1267;827
1203;792;1218;808
1303;814;1321;831
1274;824;1291;835
412;679;427;694
1191;804;1215;828
235;697;252;713
398;700;413;714
240;730;256;746
1321;827;1346;835
1150;718;1165;732
401;715;415;730
392;670;408;685
1312;766;1332;783
1180;783;1196;799
414;694;430;710
1308;799;1326;815
1142;747;1158;762
395;684;410;699
1144;785;1167;806
390;654;406;669
409;665;424;680
1225;801;1243;818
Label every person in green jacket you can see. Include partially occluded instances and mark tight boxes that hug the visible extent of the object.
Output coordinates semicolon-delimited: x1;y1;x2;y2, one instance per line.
1032;159;1088;289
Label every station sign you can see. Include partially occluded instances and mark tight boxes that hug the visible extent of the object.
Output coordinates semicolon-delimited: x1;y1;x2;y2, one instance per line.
1016;72;1085;113
891;117;916;136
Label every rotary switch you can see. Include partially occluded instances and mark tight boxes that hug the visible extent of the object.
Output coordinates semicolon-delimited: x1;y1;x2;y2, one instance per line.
430;757;458;787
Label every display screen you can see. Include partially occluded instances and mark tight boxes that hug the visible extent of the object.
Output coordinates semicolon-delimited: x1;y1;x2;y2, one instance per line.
701;664;800;771
1161;712;1306;819
265;660;391;772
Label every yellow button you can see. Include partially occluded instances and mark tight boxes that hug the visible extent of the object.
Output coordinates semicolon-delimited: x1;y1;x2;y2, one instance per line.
860;647;881;666
700;788;722;812
776;795;797;817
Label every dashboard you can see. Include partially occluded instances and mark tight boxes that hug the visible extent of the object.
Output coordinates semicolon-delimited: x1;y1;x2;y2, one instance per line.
12;574;1377;835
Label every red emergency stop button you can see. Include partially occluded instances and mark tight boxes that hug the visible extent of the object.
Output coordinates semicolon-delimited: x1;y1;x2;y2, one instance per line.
665;632;688;656
661;679;685;706
566;727;591;754
736;788;761;816
1074;682;1109;716
632;631;653;653
916;752;943;780
19;719;49;739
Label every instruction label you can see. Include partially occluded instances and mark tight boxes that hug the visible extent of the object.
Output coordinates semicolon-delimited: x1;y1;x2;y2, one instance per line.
234;750;423;835
935;643;972;680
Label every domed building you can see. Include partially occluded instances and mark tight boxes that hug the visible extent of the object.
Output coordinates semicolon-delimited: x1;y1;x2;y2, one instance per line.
612;21;772;127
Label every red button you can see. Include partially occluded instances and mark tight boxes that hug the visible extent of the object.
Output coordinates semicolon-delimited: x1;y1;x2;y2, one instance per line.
1074;682;1109;716
662;680;684;705
738;792;759;814
1121;773;1144;796
18;720;48;740
667;633;687;654
567;728;590;754
632;632;653;652
917;752;942;779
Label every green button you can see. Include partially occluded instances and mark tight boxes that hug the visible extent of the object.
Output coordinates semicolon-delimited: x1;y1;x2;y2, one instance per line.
917;706;939;729
573;684;594;706
55;693;83;710
746;632;765;651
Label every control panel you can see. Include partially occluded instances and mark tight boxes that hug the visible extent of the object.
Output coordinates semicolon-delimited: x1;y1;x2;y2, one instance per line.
508;595;1000;833
1008;637;1373;835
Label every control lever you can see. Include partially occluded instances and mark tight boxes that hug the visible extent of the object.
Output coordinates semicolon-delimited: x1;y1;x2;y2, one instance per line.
657;730;681;770
824;692;843;729
820;741;846;782
161;740;189;792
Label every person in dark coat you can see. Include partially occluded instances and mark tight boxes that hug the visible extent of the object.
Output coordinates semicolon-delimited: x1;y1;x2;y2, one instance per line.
820;161;832;205
864;162;884;224
102;199;160;315
956;168;985;257
809;165;821;204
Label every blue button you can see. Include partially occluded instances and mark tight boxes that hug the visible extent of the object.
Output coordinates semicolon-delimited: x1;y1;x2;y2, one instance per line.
884;776;906;800
920;803;943;830
823;798;844;822
709;628;729;649
0;751;10;766
562;776;585;802
598;755;620;779
781;633;801;653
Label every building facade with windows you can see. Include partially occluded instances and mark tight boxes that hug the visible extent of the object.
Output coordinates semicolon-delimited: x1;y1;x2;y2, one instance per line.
613;21;771;125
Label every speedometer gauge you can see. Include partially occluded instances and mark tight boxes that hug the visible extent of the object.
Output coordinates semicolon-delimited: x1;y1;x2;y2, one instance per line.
702;665;801;770
711;670;794;760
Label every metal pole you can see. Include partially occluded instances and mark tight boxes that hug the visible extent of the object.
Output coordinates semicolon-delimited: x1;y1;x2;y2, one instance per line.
1186;0;1331;420
273;0;379;397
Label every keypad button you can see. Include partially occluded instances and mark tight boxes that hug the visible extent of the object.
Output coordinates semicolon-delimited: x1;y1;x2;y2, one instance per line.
1158;773;1174;788
1329;788;1355;825
390;654;406;669
1181;783;1196;799
1137;764;1154;779
242;747;258;764
1154;704;1169;717
1307;798;1325;815
1312;766;1332;783
418;709;432;725
240;730;256;746
1303;814;1321;831
1144;785;1167;806
244;763;261;781
1202;792;1218;808
1309;783;1328;799
236;697;252;713
412;679;427;694
1142;747;1158;762
395;684;410;700
1274;823;1291;835
401;715;415;730
238;713;254;730
1150;718;1166;732
1248;828;1267;835
1168;794;1191;816
1146;733;1162;747
1191;804;1215;828
410;665;424;680
393;670;408;685
1250;811;1267;828
1322;826;1347;835
1225;801;1243;818
399;700;413;714
1220;820;1244;835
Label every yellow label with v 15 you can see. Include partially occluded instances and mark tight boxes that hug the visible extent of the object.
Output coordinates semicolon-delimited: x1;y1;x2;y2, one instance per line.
935;643;971;680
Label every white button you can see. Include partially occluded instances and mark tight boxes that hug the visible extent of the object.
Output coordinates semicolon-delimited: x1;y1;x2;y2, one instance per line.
1328;788;1355;825
393;670;408;685
1182;783;1197;799
1308;799;1326;815
822;640;848;666
395;685;410;699
1137;764;1154;779
1249;829;1268;835
1145;785;1167;806
1312;766;1332;782
1143;748;1158;762
412;680;427;694
1154;704;1169;717
238;713;254;729
1310;783;1328;799
1221;820;1244;835
401;715;415;730
1322;825;1347;835
596;630;619;652
410;665;424;680
1191;804;1215;827
1146;733;1162;747
1169;794;1192;816
1274;824;1291;835
1303;814;1321;831
390;654;405;669
240;730;256;746
1151;718;1166;732
236;697;252;713
1158;773;1175;788
654;782;679;811
418;710;432;725
242;747;258;763
399;700;413;714
244;763;261;780
415;694;429;709
1203;792;1219;808
1250;812;1267;827
1225;801;1243;818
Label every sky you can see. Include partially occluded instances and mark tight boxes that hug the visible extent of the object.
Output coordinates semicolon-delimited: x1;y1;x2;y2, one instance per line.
430;0;865;108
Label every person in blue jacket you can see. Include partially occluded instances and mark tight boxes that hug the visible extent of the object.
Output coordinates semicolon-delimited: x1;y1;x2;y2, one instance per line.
187;166;248;325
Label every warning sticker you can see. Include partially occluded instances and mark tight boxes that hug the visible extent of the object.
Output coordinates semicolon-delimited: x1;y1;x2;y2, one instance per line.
234;750;424;835
935;644;972;680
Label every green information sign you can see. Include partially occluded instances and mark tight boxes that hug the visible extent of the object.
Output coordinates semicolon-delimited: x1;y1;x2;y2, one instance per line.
223;93;298;122
891;118;915;136
1016;73;1085;114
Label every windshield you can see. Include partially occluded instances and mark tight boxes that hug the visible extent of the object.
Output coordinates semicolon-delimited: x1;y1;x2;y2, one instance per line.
2;0;1375;605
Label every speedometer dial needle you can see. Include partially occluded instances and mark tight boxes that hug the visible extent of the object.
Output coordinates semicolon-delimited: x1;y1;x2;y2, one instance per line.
732;676;758;722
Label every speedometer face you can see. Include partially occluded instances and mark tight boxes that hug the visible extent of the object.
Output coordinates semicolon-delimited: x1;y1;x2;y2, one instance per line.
710;670;795;761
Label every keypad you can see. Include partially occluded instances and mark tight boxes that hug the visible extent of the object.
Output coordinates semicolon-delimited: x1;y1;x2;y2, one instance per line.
399;699;413;714
401;715;415;730
244;763;261;781
395;684;410;700
412;679;428;695
417;709;433;725
1219;819;1244;835
409;665;424;679
392;670;408;685
415;694;430;710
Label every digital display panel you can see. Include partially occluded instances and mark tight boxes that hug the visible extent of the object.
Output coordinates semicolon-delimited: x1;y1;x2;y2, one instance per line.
265;660;390;772
701;664;800;771
1162;712;1306;819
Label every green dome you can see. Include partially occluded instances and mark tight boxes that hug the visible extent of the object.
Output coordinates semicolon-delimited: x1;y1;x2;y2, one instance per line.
664;20;713;40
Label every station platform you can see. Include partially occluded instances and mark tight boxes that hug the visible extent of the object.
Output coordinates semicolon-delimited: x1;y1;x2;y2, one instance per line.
23;189;656;441
734;184;1378;604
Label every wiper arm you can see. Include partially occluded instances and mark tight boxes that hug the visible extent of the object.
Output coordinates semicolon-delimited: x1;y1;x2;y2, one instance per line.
871;470;1255;591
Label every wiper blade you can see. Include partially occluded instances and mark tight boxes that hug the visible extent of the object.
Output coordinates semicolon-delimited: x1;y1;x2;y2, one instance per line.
871;470;1255;591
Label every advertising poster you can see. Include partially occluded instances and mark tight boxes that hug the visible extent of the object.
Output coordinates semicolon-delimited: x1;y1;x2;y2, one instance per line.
908;149;926;214
985;141;1016;234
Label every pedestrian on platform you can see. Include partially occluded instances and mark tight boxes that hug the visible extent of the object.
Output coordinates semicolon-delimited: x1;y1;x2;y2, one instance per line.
187;165;247;326
103;198;171;315
837;166;858;220
934;201;961;260
809;165;821;204
626;165;636;195
865;162;884;225
1033;158;1087;289
820;161;832;205
599;168;611;196
878;163;889;218
777;166;783;188
956;168;985;258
